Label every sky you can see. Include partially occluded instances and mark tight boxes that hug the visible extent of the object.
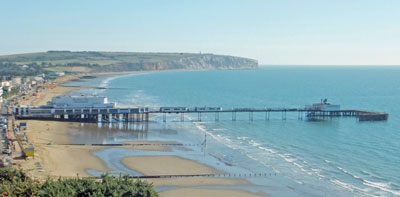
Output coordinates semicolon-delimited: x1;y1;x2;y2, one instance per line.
0;0;399;65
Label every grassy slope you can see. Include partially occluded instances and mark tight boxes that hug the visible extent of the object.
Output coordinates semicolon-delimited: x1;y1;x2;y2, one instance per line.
0;51;209;66
0;51;258;74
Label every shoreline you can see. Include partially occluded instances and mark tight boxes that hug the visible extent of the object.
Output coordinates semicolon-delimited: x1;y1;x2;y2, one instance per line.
91;67;259;76
14;71;268;196
63;67;259;89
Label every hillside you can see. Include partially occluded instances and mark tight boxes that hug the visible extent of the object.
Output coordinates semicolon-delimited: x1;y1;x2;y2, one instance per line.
0;51;258;76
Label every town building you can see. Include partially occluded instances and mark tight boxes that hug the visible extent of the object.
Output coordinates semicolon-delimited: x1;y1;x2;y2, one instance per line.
45;95;116;108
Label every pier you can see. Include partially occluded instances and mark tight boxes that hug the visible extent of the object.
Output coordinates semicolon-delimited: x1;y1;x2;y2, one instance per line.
13;106;388;122
12;96;388;122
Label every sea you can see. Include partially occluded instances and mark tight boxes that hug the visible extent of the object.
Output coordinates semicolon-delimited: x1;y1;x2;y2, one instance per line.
66;66;400;196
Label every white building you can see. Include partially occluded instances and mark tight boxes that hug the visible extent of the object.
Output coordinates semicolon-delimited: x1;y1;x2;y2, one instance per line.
305;100;340;111
46;72;65;79
1;81;12;95
1;81;11;87
32;76;44;82
46;95;116;108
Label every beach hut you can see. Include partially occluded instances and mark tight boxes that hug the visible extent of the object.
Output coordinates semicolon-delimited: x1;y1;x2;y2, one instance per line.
25;145;35;158
19;122;27;129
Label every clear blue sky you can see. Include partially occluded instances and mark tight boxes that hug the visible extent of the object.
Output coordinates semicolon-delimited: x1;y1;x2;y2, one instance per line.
1;0;399;65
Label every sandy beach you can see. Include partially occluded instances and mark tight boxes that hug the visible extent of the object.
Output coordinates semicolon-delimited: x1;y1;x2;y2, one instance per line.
161;188;263;197
122;155;264;196
121;154;267;196
13;73;267;196
122;155;220;175
16;120;109;178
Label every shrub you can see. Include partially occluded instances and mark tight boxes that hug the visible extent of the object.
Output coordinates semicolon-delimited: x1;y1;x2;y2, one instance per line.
0;167;40;196
0;168;158;197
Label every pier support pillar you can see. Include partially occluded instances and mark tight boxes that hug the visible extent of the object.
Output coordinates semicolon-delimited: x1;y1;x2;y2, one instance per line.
215;112;219;121
298;111;303;120
232;112;236;121
265;112;269;120
163;113;166;122
198;112;202;122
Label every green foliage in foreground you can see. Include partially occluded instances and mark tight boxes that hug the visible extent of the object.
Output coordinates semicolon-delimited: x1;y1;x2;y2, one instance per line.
0;167;158;197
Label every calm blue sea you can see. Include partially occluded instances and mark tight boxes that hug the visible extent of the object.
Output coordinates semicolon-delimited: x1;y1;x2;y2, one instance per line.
69;66;400;196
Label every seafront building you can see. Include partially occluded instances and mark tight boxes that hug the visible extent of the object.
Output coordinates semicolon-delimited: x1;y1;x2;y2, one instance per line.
14;95;150;122
45;95;116;108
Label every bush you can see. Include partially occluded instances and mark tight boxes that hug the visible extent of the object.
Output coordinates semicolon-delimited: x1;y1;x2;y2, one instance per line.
0;167;40;196
0;168;158;197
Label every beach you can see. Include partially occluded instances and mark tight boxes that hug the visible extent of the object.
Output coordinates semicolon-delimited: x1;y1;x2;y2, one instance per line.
14;73;267;196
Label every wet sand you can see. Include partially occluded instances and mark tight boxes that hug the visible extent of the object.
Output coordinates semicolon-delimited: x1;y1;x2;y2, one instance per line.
122;155;220;175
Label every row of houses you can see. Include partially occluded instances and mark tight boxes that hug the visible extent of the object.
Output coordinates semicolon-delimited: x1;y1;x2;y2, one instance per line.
0;72;64;104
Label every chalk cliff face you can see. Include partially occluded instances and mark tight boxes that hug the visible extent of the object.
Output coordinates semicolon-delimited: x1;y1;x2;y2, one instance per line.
95;53;258;72
174;54;258;69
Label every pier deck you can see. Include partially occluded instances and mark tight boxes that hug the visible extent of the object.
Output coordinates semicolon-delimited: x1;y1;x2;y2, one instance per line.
13;106;388;122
